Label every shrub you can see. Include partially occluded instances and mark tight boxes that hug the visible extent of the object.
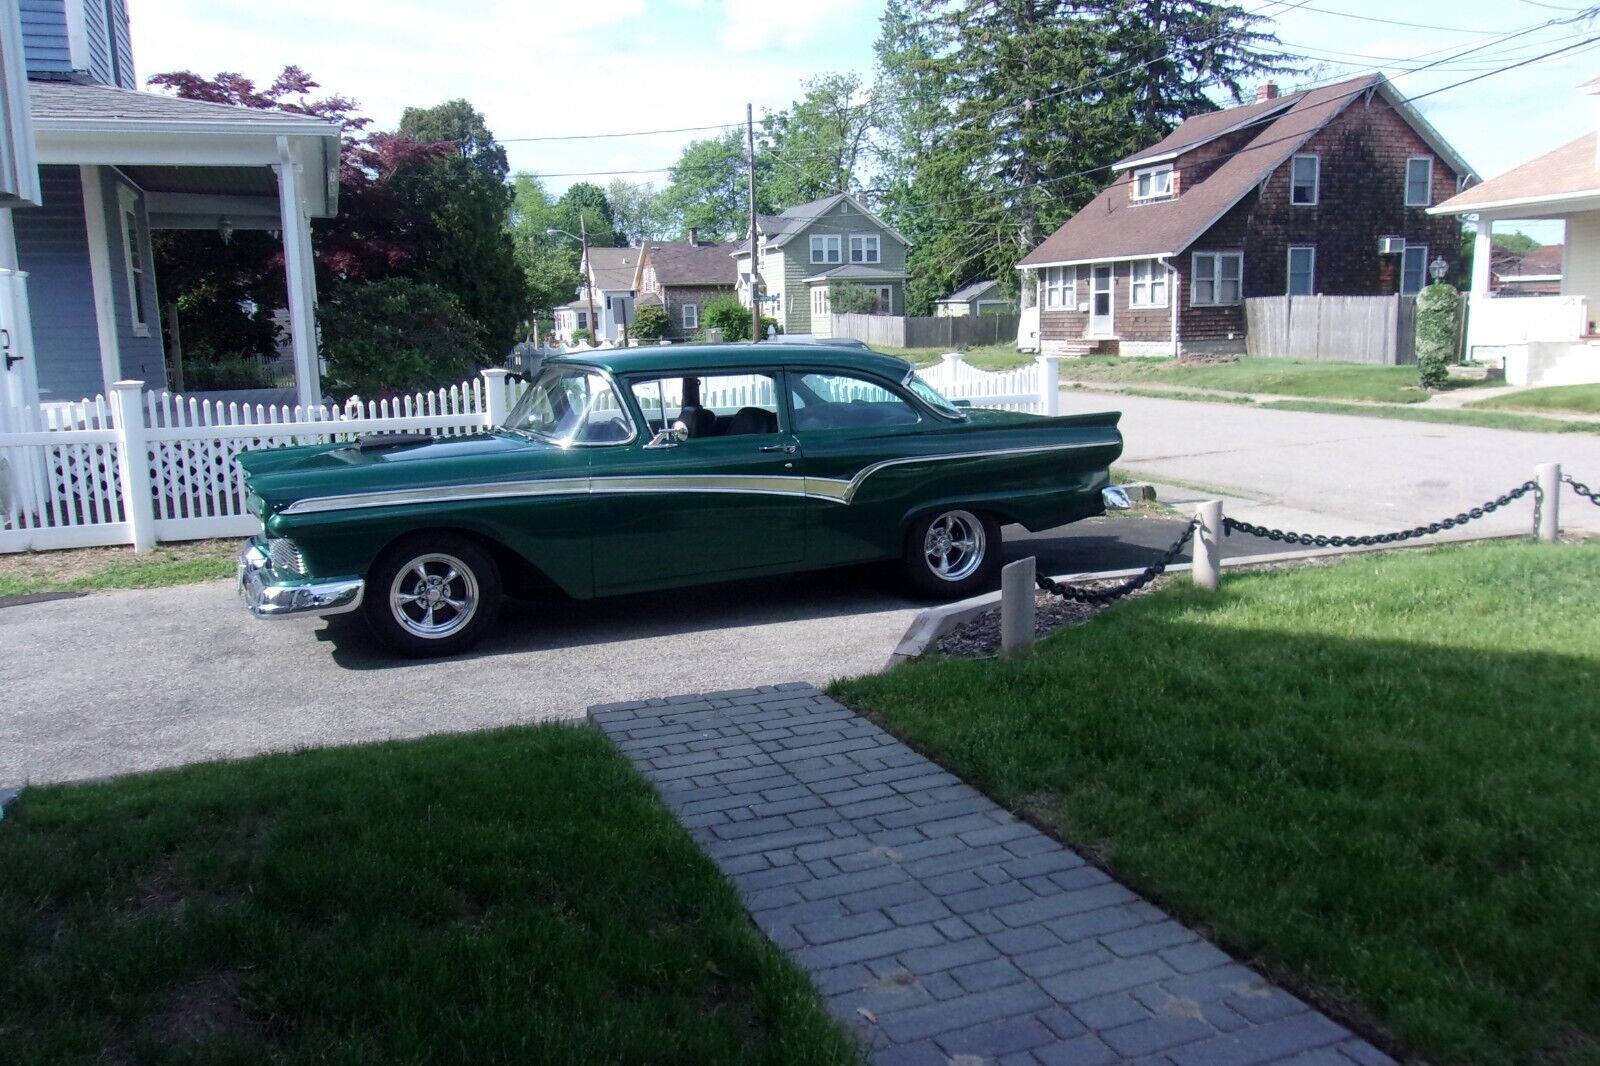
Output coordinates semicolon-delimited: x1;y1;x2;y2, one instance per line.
631;303;669;340
702;295;752;342
319;278;485;397
179;354;280;391
570;328;593;346
1415;282;1460;390
829;284;881;315
761;315;780;339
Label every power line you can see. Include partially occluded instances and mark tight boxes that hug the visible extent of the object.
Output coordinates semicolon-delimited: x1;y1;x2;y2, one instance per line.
499;121;742;144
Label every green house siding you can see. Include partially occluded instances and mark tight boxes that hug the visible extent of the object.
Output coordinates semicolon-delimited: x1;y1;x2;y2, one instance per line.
742;199;909;334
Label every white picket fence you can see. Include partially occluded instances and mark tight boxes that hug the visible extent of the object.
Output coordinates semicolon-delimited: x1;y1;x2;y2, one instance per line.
0;355;1062;553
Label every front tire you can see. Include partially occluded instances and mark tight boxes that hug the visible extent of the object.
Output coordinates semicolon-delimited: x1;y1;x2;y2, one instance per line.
363;534;502;657
902;508;1001;600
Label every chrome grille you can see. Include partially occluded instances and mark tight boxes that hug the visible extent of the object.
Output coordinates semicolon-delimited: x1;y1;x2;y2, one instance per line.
267;538;306;575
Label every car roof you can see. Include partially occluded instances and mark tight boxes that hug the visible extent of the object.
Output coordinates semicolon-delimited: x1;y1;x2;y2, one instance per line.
552;342;915;381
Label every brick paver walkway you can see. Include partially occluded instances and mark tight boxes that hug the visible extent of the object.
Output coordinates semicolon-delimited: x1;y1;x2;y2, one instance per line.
589;685;1395;1066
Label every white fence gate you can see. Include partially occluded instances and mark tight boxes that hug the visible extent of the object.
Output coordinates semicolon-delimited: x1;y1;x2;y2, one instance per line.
1;356;1063;554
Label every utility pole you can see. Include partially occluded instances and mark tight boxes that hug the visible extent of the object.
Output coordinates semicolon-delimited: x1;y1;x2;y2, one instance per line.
580;214;598;346
747;102;762;343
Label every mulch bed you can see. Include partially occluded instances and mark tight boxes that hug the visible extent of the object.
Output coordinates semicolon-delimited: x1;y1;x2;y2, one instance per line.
934;578;1172;657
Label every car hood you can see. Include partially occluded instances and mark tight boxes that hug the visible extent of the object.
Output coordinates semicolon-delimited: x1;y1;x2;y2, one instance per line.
239;430;579;514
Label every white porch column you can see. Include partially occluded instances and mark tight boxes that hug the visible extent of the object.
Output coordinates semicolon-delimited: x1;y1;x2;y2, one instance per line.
275;137;322;411
0;209;41;426
1471;214;1494;300
79;166;123;396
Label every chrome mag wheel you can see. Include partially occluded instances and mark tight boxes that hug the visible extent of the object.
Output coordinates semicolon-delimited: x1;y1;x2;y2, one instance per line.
388;552;480;639
923;509;987;582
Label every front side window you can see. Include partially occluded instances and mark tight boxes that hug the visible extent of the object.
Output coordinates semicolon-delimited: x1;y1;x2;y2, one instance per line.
1405;157;1434;207
1043;265;1076;308
1401;244;1428;296
1287;246;1315;296
1129;259;1167;308
503;367;632;445
810;234;842;264
682;302;698;329
1191;251;1243;306
1132;165;1173;201
1291;154;1319;205
790;372;918;431
631;372;781;439
849;234;881;263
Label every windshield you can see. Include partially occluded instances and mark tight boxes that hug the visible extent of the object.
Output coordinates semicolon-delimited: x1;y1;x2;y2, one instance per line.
904;371;967;420
502;366;633;445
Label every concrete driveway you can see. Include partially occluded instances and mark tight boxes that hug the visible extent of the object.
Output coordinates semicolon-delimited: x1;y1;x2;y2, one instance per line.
6;515;1278;787
1063;390;1600;536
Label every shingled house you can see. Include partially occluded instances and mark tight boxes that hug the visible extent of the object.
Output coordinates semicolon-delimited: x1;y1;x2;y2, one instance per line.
1017;74;1475;357
632;230;736;339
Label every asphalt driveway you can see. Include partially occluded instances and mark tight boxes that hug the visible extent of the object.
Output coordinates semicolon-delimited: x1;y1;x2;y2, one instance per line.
5;515;1274;787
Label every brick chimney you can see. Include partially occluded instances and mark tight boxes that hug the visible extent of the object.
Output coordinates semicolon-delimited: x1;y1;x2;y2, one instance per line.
1256;81;1279;103
687;227;699;245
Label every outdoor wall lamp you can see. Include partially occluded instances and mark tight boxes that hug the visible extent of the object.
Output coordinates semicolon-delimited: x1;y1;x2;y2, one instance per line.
217;216;234;245
1429;256;1448;281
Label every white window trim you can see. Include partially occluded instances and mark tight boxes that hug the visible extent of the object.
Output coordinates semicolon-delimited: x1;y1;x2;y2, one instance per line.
1089;265;1115;336
1405;156;1434;207
1290;154;1319;206
1190;251;1244;307
811;286;830;316
115;185;150;337
1401;244;1428;296
810;234;842;264
1043;265;1076;309
1128;259;1168;309
1286;245;1316;296
681;302;698;329
849;233;881;264
1131;164;1173;202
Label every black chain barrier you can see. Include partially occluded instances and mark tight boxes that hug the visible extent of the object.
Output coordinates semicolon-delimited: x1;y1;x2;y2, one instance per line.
1221;480;1539;548
1565;473;1600;507
1035;516;1200;605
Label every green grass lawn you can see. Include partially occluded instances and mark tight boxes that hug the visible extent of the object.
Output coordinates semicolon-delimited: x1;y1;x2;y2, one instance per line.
1262;399;1598;434
877;343;1034;371
1467;383;1600;415
1056;357;1483;404
0;727;860;1065
0;540;237;598
834;541;1600;1065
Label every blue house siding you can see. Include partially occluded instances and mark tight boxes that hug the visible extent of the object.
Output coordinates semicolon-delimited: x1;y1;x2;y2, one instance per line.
12;165;167;401
82;0;112;86
19;0;72;74
107;0;134;88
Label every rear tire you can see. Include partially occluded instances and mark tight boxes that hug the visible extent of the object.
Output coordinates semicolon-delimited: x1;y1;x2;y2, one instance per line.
363;534;502;657
902;508;1001;600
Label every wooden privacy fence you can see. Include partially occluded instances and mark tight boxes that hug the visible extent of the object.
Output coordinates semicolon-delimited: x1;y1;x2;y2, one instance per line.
829;313;1022;349
0;355;1065;553
1244;295;1416;365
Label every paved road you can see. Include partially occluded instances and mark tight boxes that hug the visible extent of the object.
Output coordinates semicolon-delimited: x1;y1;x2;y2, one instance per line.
1062;390;1600;537
5;516;1276;787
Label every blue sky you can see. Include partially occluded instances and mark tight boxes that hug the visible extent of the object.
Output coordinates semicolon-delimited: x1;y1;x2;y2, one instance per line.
130;0;1598;238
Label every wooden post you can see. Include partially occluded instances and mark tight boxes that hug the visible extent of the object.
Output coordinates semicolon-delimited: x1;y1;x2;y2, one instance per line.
481;368;509;427
1000;556;1036;657
1537;462;1561;543
747;102;762;343
108;380;155;552
1194;500;1222;592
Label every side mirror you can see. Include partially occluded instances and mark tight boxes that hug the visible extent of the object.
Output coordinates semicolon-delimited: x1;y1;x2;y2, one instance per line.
645;420;690;449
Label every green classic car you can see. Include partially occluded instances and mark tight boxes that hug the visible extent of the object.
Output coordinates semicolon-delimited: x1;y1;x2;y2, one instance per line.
237;344;1123;656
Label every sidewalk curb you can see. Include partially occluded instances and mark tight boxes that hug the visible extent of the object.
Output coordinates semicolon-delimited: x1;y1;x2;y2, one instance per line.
883;529;1533;668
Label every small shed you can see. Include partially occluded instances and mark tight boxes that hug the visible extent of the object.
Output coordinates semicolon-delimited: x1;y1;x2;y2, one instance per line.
934;279;1014;318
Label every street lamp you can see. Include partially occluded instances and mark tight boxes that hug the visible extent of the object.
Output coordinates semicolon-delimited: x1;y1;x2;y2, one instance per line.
547;221;597;346
1429;255;1449;283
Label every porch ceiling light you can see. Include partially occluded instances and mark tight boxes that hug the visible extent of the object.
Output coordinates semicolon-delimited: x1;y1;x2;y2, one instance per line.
1429;256;1449;281
217;216;235;245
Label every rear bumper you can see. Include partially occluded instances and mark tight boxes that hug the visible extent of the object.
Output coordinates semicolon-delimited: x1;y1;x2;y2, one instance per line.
237;538;365;619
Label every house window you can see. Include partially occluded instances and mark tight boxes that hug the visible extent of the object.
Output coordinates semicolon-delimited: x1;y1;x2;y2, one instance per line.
1287;246;1315;296
1191;251;1243;306
577;311;588;329
811;287;830;316
682;302;698;329
1043;265;1075;308
1132;165;1173;201
872;285;893;314
1290;154;1319;206
1405;157;1433;207
810;234;842;264
1401;244;1428;296
115;188;150;336
849;234;881;264
1129;259;1168;308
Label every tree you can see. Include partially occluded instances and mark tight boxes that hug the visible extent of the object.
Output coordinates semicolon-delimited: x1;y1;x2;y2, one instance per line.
510;173;582;319
319;278;484;396
398;98;509;183
555;182;622;248
701;295;752;341
759;73;882;206
657;130;763;241
631;303;669;340
607;179;669;244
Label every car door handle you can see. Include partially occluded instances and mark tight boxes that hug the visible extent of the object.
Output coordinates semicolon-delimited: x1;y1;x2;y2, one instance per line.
759;444;796;454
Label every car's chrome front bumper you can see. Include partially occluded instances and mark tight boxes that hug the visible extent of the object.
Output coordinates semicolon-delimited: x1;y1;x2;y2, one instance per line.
237;539;365;619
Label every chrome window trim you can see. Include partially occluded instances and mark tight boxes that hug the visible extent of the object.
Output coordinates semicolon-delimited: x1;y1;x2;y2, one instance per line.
278;440;1115;515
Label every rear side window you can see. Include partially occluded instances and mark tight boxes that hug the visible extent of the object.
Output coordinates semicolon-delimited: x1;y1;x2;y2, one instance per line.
790;372;919;431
